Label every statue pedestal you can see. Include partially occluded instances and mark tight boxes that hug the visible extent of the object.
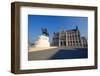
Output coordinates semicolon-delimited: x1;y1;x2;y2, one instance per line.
34;35;50;48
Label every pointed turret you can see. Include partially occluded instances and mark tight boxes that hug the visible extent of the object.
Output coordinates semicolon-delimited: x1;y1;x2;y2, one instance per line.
76;26;78;30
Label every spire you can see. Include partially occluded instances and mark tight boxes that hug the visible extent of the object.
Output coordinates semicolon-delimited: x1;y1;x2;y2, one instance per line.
76;26;78;30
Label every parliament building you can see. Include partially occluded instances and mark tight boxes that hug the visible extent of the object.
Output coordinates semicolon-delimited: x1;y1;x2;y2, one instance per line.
52;26;87;48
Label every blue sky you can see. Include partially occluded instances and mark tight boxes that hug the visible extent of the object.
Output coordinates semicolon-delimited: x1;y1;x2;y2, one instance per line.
28;15;88;43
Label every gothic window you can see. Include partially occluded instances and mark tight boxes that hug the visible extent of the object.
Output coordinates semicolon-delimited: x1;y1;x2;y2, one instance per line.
75;35;77;39
60;41;62;46
64;41;66;46
78;34;80;38
68;41;69;45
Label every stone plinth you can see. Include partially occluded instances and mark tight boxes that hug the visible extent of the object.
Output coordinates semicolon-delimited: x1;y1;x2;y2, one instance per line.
34;35;50;48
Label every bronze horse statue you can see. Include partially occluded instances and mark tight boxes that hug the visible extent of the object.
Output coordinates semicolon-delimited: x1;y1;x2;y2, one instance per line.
41;27;49;36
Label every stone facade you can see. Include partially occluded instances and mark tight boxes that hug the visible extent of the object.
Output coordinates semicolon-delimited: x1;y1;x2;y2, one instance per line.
52;26;87;48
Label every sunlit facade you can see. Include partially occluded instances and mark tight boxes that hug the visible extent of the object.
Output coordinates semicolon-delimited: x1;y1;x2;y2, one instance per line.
52;26;87;48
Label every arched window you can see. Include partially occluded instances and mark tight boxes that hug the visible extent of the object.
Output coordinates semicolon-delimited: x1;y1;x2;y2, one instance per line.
64;41;66;46
60;41;62;46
